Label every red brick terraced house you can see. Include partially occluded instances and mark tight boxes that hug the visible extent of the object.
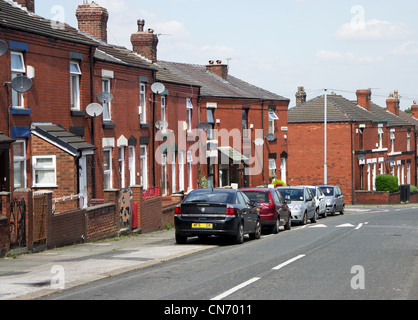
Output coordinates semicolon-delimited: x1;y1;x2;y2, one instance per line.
0;0;99;204
157;60;291;189
288;88;416;204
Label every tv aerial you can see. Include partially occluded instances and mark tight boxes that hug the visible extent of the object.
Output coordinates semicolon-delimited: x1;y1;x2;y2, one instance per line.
97;92;113;104
155;120;168;130
11;75;33;93
86;103;103;117
0;40;8;57
151;82;166;94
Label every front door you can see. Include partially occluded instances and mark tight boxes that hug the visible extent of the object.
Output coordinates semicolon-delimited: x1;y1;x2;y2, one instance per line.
79;156;88;208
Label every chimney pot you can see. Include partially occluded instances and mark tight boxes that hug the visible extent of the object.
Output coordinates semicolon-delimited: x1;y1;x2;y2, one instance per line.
206;60;228;80
137;19;145;32
130;19;159;62
386;90;400;116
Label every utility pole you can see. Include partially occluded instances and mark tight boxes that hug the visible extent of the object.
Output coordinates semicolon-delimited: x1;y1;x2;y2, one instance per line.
324;89;328;185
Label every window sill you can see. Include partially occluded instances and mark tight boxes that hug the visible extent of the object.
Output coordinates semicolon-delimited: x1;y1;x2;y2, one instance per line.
32;185;58;189
11;108;31;115
103;122;115;129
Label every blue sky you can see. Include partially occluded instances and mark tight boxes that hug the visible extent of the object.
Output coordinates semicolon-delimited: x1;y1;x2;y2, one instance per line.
34;0;418;110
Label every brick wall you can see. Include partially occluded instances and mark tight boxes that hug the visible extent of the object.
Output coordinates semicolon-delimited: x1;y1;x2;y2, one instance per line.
288;122;354;203
0;215;10;258
47;209;86;249
140;196;163;233
86;203;118;242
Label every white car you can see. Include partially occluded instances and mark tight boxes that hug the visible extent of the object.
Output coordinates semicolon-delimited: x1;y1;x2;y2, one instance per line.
306;186;327;218
277;186;317;225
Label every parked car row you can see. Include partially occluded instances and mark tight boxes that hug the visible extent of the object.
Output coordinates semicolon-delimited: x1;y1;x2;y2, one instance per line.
174;185;345;245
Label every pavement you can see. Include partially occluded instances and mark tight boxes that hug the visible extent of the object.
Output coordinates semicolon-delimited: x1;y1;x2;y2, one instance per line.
0;228;214;300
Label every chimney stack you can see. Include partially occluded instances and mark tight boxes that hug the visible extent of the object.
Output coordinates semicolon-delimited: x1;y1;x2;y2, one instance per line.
386;90;400;116
295;86;307;105
76;3;109;43
206;60;228;80
411;101;418;119
130;19;159;62
356;89;372;112
15;0;35;12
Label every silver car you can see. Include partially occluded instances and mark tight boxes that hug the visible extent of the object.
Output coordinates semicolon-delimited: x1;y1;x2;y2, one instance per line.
306;186;327;218
277;186;317;225
318;185;345;216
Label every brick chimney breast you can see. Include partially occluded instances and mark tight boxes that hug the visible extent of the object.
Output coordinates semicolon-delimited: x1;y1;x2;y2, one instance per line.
356;89;372;112
206;60;228;80
386;90;400;116
14;0;35;12
411;101;418;119
295;86;307;105
76;3;109;43
130;19;159;62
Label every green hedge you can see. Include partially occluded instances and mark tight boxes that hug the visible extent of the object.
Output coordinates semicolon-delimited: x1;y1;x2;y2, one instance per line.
375;175;399;193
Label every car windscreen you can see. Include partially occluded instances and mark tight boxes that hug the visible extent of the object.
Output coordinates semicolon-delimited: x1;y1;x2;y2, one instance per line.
242;191;269;203
184;190;235;204
320;187;334;196
279;189;304;201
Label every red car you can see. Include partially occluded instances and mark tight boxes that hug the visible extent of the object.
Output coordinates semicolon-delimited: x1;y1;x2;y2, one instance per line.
241;188;291;234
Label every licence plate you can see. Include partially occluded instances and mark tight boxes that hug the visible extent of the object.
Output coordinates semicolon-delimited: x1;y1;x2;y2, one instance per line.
192;223;213;229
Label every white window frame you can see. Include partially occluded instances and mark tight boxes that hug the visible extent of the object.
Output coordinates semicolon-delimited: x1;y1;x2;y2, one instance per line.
187;98;193;133
268;111;279;134
407;132;411;151
13;140;26;189
161;96;167;131
269;158;276;178
103;148;113;189
32;155;57;188
70;61;82;110
187;150;193;192
179;151;185;192
118;147;125;189
129;146;136;187
140;145;148;190
102;78;112;121
162;153;168;196
11;51;26;108
171;152;176;193
378;128;384;149
139;83;146;123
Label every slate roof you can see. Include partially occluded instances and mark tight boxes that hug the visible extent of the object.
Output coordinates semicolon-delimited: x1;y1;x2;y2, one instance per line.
0;131;14;144
31;124;96;156
0;0;98;47
398;110;418;130
157;61;289;101
289;94;414;127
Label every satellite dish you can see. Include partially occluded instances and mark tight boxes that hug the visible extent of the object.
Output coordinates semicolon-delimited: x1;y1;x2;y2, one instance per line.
151;82;166;94
86;103;103;117
11;75;33;93
155;120;168;130
0;40;8;57
265;133;276;142
254;138;265;146
97;92;113;104
197;122;211;131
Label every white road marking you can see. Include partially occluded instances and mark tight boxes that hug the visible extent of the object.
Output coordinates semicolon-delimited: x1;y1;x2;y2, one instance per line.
336;223;355;228
211;277;261;301
309;224;327;228
355;223;364;230
273;254;306;271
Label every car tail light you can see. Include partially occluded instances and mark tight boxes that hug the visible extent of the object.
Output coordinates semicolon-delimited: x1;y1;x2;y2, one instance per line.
268;192;273;204
175;206;181;216
226;205;236;216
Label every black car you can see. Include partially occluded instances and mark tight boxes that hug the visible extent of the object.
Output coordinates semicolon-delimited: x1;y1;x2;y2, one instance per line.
174;189;261;244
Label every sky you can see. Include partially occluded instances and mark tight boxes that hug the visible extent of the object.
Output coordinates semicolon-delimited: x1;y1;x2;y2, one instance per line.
34;0;418;111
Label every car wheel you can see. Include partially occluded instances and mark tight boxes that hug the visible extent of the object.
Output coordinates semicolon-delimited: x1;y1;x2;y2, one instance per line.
284;215;291;230
323;210;327;218
311;209;318;223
234;223;244;244
340;205;345;215
301;212;308;225
175;233;187;244
272;218;280;234
250;221;261;240
330;206;336;216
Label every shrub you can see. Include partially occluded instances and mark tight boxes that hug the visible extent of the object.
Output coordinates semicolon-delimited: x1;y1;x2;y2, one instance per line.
375;175;399;193
271;179;287;187
411;185;418;193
